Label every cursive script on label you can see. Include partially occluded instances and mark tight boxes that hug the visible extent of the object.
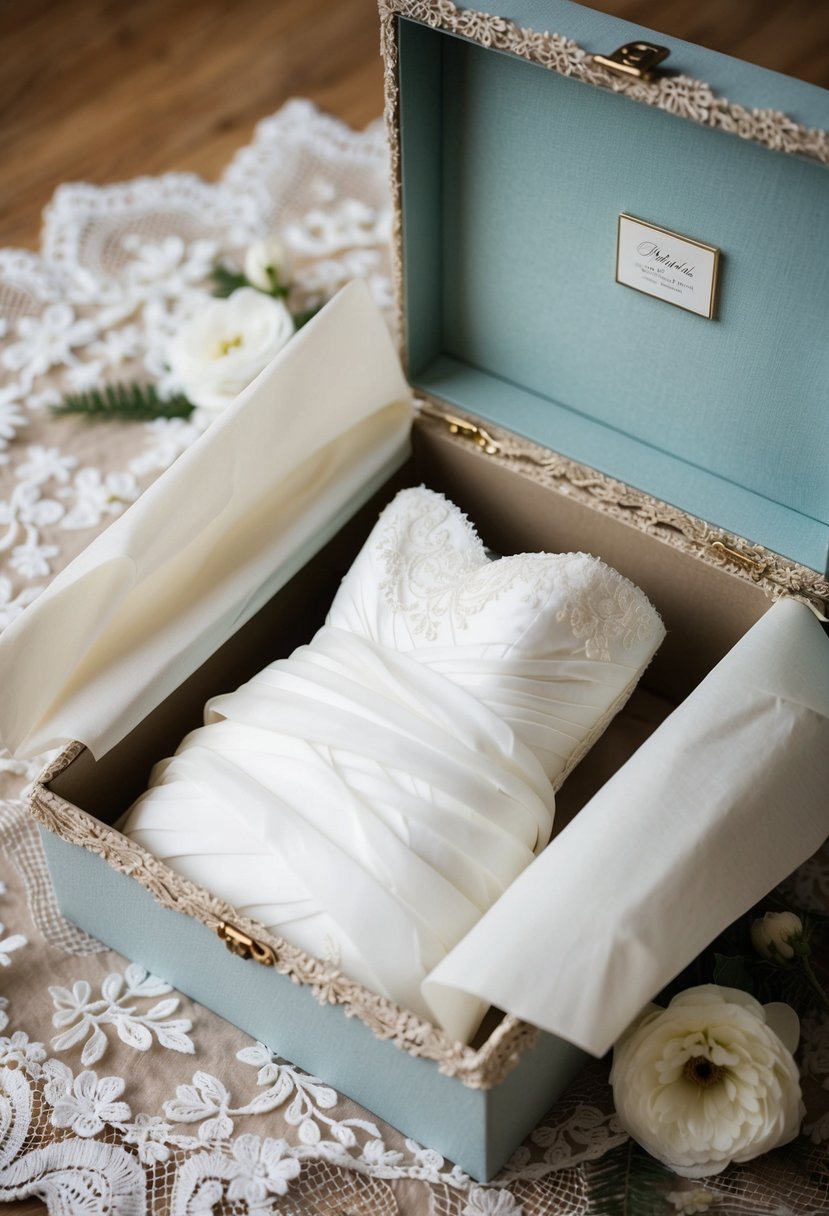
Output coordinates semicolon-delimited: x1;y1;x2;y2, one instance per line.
636;241;695;277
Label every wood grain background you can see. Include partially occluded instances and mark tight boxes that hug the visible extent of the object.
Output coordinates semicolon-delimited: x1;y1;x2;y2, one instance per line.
1;0;828;251
0;2;826;1213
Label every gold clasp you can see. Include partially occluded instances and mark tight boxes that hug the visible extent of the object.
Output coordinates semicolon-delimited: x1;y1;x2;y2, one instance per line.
709;539;767;577
217;920;277;966
443;414;500;456
593;42;670;81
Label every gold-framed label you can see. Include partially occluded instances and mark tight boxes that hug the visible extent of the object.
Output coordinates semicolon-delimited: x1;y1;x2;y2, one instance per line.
616;214;720;319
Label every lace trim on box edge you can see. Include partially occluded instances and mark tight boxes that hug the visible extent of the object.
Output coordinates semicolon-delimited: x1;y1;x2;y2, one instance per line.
414;399;829;613
27;760;541;1090
379;0;829;374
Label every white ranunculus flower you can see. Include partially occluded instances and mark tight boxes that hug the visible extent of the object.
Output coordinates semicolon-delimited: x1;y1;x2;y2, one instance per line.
610;984;804;1178
168;288;294;413
244;235;292;293
750;911;803;961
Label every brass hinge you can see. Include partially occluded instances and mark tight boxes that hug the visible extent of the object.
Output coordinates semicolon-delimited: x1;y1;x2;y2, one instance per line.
593;42;670;82
417;403;501;455
217;920;277;966
708;539;767;577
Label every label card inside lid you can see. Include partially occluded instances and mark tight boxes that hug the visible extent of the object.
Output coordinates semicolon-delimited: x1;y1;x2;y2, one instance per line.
616;213;720;319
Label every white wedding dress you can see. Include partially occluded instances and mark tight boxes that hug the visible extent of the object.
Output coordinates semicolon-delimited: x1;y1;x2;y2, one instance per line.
122;487;664;1039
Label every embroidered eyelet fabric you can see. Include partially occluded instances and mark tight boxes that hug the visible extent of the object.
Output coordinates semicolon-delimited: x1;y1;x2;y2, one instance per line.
120;486;664;1040
1;99;828;1215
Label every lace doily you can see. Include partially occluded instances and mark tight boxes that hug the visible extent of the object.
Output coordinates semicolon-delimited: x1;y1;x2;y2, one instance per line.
0;99;828;1215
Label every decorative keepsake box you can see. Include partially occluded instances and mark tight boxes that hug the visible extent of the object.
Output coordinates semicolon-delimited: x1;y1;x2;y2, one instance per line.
2;0;829;1184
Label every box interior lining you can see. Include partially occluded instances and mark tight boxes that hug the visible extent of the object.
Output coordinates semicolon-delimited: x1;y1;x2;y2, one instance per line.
398;17;829;572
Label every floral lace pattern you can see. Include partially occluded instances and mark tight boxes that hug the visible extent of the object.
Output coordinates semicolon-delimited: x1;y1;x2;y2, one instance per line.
1;94;829;1214
551;556;663;664
377;490;557;641
376;487;662;662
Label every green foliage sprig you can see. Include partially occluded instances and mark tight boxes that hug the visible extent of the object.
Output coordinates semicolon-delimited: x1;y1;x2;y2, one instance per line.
53;382;194;422
713;910;829;1015
586;1140;675;1216
54;253;323;422
209;264;254;298
210;260;289;300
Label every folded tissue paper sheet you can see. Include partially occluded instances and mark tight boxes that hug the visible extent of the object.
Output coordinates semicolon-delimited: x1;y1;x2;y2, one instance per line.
0;281;412;760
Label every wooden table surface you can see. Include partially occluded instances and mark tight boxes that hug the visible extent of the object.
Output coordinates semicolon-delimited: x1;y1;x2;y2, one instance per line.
2;0;828;253
1;2;827;1212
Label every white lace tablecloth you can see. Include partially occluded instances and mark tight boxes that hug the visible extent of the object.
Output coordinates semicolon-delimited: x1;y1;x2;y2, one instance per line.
0;100;827;1216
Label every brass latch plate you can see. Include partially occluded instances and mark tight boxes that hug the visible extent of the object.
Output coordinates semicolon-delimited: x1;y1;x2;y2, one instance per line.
217;920;277;966
593;42;670;81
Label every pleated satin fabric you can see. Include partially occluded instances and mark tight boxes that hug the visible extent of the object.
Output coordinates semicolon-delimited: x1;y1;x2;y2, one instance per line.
122;488;664;1039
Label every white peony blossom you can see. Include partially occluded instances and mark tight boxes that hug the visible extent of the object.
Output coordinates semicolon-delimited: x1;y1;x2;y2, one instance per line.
167;288;294;414
611;985;804;1178
751;911;803;961
244;235;292;293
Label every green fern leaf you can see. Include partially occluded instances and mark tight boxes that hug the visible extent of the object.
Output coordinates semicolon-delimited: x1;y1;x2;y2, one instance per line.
53;382;194;421
586;1140;675;1216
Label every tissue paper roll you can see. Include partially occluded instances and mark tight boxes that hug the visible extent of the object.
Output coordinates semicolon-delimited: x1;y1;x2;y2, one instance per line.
424;597;829;1050
123;487;665;1040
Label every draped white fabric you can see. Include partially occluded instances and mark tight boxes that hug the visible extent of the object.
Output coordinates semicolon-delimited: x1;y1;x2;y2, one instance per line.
122;487;664;1039
0;280;412;760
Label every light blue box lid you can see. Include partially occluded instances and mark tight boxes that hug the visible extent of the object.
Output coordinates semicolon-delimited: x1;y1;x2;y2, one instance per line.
397;0;829;573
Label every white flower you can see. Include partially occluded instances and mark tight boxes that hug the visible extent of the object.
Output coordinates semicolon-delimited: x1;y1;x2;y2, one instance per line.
0;398;27;442
296;247;390;310
49;1069;131;1137
122;1113;173;1164
463;1186;523;1215
0;576;42;630
16;445;78;486
667;1188;715;1214
404;1138;446;1177
0;1031;46;1074
227;1134;300;1204
0;920;26;965
2;481;65;532
60;468;139;529
10;540;59;579
611;985;804;1178
167;287;294;413
285;198;390;256
751;911;803;961
64;358;106;393
361;1138;404;1168
244;235;292;292
91;324;143;367
2;304;97;383
122;234;217;301
26;387;62;412
127;417;204;477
